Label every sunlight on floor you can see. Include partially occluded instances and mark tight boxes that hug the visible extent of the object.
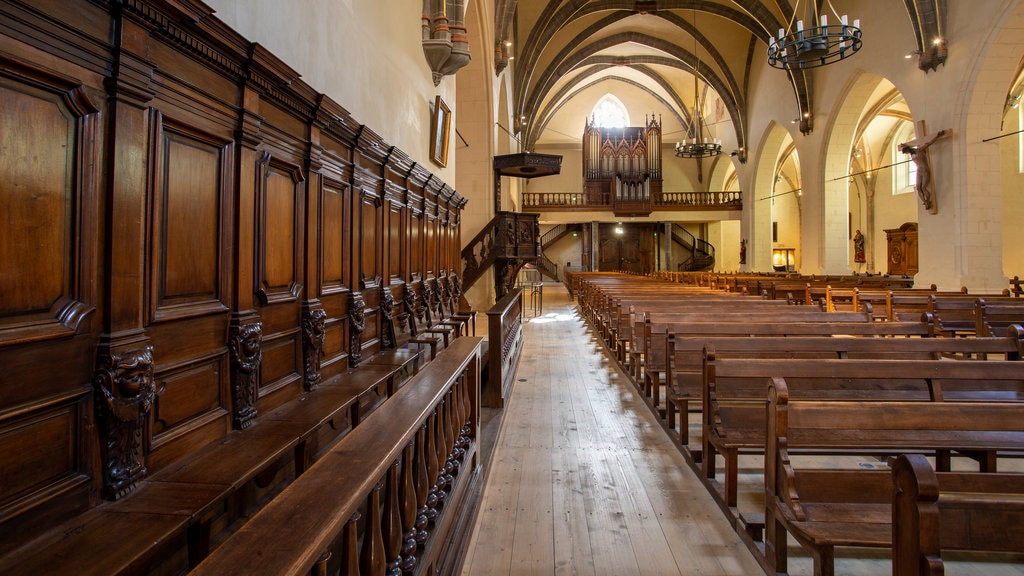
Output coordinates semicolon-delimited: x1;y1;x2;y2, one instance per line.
526;312;575;323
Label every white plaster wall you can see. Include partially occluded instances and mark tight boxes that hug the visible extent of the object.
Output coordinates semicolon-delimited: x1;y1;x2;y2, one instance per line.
206;0;455;183
1001;105;1024;277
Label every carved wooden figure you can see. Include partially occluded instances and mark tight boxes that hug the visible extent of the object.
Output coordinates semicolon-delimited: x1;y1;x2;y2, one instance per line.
349;292;367;366
229;321;263;429
94;346;156;499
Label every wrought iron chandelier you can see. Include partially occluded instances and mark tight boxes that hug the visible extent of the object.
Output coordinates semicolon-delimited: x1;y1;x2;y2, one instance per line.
675;3;720;159
767;0;861;70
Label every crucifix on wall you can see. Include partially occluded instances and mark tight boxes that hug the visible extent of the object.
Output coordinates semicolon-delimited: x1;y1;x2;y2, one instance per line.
898;120;950;215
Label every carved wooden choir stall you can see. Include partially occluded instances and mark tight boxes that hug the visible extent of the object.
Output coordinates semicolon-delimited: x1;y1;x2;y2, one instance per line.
0;1;481;574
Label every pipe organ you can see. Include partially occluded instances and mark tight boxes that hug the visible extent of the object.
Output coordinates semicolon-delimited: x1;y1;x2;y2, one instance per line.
582;116;662;216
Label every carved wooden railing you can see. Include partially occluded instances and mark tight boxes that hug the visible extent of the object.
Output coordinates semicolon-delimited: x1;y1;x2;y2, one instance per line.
673;223;715;272
460;211;540;298
522;189;742;212
191;337;484;576
484;287;524;409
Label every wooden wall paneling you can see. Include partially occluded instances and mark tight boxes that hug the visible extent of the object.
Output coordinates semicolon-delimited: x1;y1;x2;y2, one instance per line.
253;151;305;413
385;148;414;286
314;97;358;377
303;120;326;391
424;186;440;280
0;0;471;562
94;12;160;502
387;197;406;286
407;169;427;284
144;111;234;469
355;189;382;352
0;53;103;552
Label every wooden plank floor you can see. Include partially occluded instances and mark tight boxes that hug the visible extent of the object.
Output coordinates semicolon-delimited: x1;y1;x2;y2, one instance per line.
461;284;762;576
462;282;1024;576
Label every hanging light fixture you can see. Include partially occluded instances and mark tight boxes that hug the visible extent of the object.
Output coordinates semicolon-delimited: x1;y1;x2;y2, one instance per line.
675;3;721;159
767;0;861;70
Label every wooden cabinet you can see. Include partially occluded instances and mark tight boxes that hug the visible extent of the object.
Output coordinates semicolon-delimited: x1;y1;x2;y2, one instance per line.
885;222;919;276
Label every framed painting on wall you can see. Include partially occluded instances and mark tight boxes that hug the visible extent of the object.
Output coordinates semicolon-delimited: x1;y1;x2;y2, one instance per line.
430;95;451;167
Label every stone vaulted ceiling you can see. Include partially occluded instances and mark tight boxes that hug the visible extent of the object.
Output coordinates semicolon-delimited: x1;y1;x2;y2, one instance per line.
495;1;947;151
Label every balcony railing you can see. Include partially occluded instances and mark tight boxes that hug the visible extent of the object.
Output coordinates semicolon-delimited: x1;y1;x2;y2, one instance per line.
522;189;741;211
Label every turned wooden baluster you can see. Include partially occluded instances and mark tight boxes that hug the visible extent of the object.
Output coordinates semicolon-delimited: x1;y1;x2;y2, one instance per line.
399;441;418;573
339;512;361;576
451;374;465;457
360;482;386;576
457;373;470;452
433;400;449;507
425;409;443;519
442;386;458;480
461;372;472;444
312;551;331;576
382;460;403;576
413;423;432;542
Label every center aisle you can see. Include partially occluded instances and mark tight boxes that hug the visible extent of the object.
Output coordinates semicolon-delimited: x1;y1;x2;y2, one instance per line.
460;283;762;575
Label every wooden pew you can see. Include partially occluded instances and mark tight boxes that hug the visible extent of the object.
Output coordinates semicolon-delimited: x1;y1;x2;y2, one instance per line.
923;295;980;336
763;378;1024;576
702;354;1024;512
977;299;1024;337
651;317;931;417
891;453;1024;576
663;329;1024;455
189;337;484;576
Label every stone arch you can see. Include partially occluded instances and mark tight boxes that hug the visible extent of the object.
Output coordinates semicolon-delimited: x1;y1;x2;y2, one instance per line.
749;122;795;272
820;72;890;274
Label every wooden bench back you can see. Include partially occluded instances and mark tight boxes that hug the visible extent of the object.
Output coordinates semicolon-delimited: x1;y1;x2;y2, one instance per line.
766;378;1024;516
977;300;1024;337
892;453;1024;576
658;319;931;337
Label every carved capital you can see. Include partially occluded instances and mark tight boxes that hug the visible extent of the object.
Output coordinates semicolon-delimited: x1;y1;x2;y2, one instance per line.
94;345;155;500
229;320;262;429
302;302;327;391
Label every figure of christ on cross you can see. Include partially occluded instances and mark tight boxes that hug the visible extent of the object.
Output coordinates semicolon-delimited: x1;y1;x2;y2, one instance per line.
899;121;950;214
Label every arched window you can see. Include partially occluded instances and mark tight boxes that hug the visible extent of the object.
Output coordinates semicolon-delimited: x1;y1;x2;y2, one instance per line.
892;122;916;195
591;94;630;128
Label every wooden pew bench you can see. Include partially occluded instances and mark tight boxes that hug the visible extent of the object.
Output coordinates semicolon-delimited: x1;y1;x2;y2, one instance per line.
891;453;1024;576
652;319;932;429
763;379;1024;576
923;296;980;337
0;347;423;575
977;301;1024;337
190;337;484;576
663;330;1024;456
702;355;1024;514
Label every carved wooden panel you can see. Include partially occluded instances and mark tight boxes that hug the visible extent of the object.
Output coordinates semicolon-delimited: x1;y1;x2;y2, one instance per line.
410;212;422;281
359;193;380;285
0;399;87;502
152;356;226;437
0;73;97;345
388;201;404;282
256;154;304;304
150;117;231;321
885;222;919;276
0;60;99;533
426;216;438;277
321;179;349;294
